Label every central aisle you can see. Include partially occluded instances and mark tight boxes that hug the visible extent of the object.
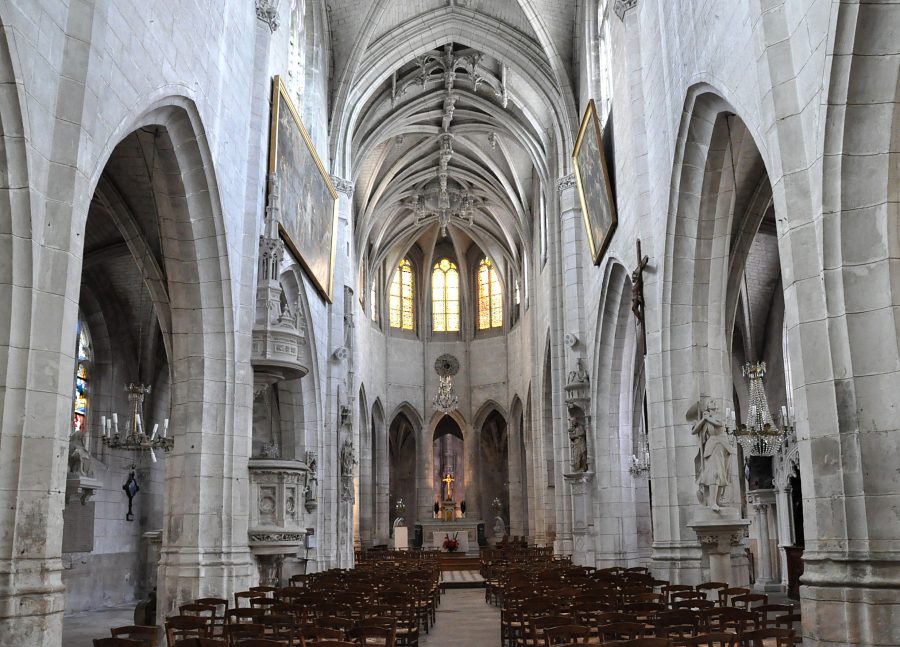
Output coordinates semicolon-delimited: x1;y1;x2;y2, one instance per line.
424;588;500;647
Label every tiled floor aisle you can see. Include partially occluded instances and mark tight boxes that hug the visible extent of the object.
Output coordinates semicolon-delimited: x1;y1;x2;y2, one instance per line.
424;588;499;647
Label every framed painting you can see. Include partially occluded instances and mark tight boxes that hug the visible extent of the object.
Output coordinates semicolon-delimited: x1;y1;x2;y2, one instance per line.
572;99;618;265
268;75;338;302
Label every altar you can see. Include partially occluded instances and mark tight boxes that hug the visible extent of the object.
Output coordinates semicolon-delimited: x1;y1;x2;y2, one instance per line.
417;519;483;556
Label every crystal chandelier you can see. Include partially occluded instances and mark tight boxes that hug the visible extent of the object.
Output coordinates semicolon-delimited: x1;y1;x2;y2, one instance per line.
725;362;792;456
101;383;173;462
433;354;460;414
629;437;651;477
433;374;459;414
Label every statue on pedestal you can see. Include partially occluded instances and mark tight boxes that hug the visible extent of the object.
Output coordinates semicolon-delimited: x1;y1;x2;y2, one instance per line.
567;409;588;472
689;399;734;511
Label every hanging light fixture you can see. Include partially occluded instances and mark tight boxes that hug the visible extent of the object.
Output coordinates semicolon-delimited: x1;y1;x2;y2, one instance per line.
725;361;792;456
629;436;651;477
433;354;460;414
100;127;173;463
101;383;173;460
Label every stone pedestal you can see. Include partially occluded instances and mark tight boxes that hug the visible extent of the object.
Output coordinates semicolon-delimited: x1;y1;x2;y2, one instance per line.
748;489;781;592
564;471;595;566
689;510;750;586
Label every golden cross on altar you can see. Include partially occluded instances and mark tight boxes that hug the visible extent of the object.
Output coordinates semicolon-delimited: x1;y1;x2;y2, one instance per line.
441;472;454;499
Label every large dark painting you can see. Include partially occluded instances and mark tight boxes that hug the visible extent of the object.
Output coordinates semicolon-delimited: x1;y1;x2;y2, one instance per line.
268;75;338;301
573;99;617;265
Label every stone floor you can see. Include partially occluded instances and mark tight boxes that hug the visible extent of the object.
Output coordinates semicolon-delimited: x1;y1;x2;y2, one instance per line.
425;588;500;646
63;604;136;647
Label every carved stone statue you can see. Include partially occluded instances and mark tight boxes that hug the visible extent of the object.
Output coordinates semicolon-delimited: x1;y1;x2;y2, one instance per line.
689;399;734;511
304;451;318;511
493;515;506;539
567;358;589;385
68;431;93;478
340;438;356;477
567;410;589;472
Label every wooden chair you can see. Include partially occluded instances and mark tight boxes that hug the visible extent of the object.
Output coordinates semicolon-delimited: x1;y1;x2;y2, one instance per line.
300;627;344;643
754;604;793;629
655;610;701;646
671;591;707;606
674;599;716;611
741;628;796;647
348;625;396;647
196;599;229;635
526;615;573;647
166;616;211;646
222;622;265;646
686;633;738;647
731;594;767;610
110;625;158;647
661;585;694;604
704;607;758;637
235;591;267;608
250;586;278;596
317;616;354;635
695;583;728;600
94;639;144;647
598;621;646;641
260;613;296;645
307;642;356;647
618;640;674;647
230;641;284;647
776;614;802;645
226;608;266;625
542;624;592;645
718;588;750;607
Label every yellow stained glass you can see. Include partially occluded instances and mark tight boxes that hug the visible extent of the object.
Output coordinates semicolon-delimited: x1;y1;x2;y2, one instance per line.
478;258;503;330
389;258;415;330
432;258;460;332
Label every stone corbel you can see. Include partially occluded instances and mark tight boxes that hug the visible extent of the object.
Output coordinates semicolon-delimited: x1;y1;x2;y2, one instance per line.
330;175;354;198
613;0;638;21
556;173;577;192
66;474;103;505
256;0;279;32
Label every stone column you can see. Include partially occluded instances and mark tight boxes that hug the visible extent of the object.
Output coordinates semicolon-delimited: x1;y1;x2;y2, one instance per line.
416;424;435;525
463;424;481;522
748;489;779;591
555;173;585;557
374;424;390;544
774;483;793;589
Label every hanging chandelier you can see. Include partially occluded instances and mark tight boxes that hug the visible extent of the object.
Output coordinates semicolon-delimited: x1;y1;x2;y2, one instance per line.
629;438;651;477
100;383;173;461
433;354;460;414
725;362;792;456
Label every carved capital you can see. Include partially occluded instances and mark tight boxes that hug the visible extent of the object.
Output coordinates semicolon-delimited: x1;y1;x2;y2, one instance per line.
614;0;638;21
556;173;577;192
330;175;354;198
255;0;279;32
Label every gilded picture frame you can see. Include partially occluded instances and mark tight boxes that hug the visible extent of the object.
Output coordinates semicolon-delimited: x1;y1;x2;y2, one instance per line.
572;99;618;265
267;75;338;302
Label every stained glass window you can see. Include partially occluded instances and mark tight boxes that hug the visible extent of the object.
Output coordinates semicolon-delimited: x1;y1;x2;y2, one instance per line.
432;258;460;332
389;258;415;330
478;258;503;330
73;318;92;437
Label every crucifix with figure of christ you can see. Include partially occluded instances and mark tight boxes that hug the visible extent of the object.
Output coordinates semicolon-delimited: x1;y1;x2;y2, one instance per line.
441;472;454;501
631;239;650;355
